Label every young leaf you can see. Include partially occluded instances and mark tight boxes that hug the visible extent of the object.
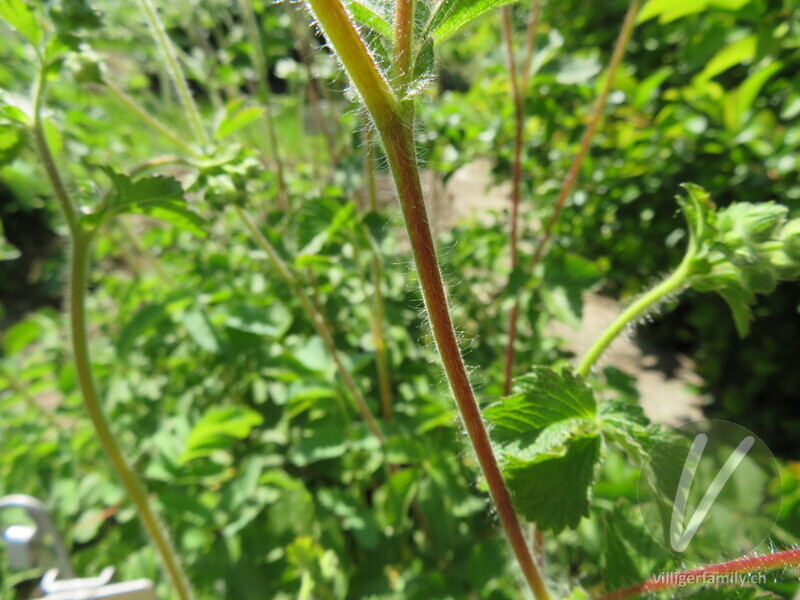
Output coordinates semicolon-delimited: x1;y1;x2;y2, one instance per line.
0;0;43;46
486;367;602;531
677;183;715;252
347;0;393;40
424;0;518;42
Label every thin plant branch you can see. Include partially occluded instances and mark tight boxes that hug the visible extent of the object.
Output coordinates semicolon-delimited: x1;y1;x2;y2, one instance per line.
138;0;209;147
236;206;386;442
528;0;642;271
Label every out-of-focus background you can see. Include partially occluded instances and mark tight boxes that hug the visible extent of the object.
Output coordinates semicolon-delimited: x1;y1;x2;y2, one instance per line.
1;0;800;598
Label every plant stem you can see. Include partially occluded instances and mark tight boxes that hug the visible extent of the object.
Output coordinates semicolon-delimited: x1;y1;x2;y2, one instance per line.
32;66;194;600
359;126;393;419
393;0;415;94
528;0;641;271
235;206;385;442
595;549;800;600
500;5;526;396
303;3;549;598
577;255;693;377
520;0;543;91
382;98;551;600
238;0;289;208
138;0;210;147
370;242;393;421
31;70;79;237
365;126;379;212
103;79;197;156
70;233;194;600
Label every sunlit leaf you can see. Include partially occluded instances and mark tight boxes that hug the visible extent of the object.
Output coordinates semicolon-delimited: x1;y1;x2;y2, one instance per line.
424;0;518;43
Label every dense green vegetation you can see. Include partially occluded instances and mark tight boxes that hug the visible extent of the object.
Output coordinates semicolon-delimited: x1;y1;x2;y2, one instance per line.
1;0;799;599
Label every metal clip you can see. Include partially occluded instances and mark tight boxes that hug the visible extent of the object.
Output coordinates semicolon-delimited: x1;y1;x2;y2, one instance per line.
0;495;74;578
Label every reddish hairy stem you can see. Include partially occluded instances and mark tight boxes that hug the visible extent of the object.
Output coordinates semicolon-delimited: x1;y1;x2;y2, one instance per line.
304;2;550;597
529;0;641;270
521;0;543;92
595;549;800;600
380;118;550;600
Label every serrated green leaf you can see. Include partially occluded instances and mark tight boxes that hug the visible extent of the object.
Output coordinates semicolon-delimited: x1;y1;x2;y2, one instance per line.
485;366;597;445
181;407;264;464
98;168;206;236
132;201;207;238
348;0;393;39
0;0;42;46
424;0;517;43
103;167;183;209
505;434;601;532
487;367;602;531
603;500;670;590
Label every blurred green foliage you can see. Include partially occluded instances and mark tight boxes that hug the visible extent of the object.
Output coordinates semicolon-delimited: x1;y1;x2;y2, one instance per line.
0;0;799;598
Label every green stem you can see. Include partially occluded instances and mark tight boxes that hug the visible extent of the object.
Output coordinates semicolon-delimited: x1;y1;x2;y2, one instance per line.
32;66;194;600
31;69;79;237
235;205;385;443
138;0;210;147
577;255;693;377
70;233;194;600
302;3;549;598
